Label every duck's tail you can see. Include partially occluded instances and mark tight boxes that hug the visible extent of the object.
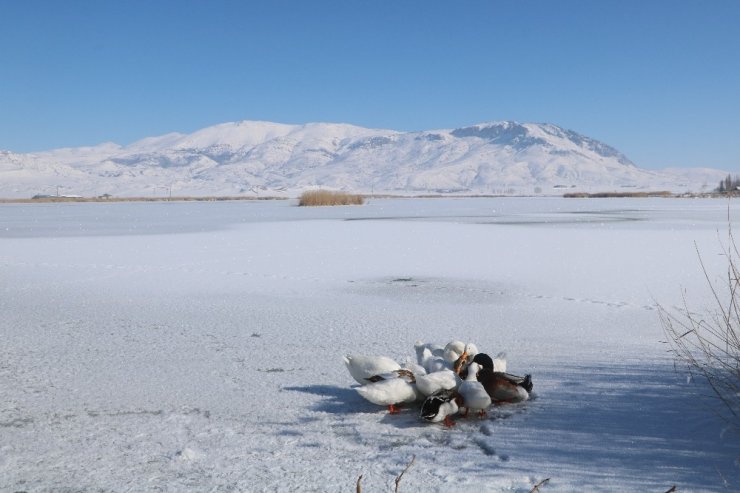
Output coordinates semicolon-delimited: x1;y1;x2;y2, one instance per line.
521;374;533;393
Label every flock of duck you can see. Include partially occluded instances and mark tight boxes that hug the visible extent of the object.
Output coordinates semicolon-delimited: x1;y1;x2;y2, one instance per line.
343;340;533;426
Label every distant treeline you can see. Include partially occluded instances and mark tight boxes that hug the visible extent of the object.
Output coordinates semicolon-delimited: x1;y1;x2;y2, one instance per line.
717;174;740;193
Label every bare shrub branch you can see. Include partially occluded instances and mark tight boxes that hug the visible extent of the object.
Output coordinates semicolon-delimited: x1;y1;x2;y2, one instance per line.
394;455;416;493
658;213;740;432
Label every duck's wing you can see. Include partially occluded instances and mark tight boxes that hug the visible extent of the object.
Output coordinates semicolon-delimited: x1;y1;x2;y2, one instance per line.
356;378;419;406
492;352;507;373
344;355;401;384
416;369;459;396
420;389;457;420
496;372;533;392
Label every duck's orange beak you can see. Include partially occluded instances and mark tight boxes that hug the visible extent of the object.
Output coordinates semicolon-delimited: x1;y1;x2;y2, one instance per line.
454;350;468;375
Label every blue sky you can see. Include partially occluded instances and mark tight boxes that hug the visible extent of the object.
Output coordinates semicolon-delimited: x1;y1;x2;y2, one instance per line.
1;0;738;171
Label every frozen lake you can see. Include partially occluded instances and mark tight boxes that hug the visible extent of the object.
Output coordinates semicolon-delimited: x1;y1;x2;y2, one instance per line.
1;197;738;491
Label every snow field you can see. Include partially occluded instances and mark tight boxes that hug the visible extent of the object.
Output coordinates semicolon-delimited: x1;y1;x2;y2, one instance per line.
1;197;738;491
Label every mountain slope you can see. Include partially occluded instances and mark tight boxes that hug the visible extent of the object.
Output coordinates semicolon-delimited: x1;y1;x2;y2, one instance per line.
0;120;726;198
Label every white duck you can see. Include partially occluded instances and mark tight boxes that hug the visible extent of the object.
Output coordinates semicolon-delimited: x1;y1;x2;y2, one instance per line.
445;342;479;375
419;347;448;374
415;368;460;397
442;340;466;366
343;355;401;385
457;362;492;418
414;340;445;365
355;370;422;414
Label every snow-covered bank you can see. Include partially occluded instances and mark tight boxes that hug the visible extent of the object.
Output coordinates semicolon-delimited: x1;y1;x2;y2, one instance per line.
1;198;738;491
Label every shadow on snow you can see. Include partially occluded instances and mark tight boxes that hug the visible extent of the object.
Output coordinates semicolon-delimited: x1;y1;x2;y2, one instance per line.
289;361;739;490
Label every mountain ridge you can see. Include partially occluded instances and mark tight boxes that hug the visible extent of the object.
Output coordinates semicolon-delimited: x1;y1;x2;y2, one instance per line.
0;120;726;198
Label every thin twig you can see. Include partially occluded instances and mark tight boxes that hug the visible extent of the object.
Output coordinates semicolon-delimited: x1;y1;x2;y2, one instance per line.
394;455;416;493
530;477;551;493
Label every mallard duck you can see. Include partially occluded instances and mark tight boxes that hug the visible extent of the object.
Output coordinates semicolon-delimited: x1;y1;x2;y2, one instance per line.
457;362;491;418
343;355;401;385
459;351;507;378
355;370;422;414
477;367;532;403
473;352;507;372
420;389;461;427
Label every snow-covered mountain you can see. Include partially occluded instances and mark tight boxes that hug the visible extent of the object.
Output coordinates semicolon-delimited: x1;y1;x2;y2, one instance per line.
0;120;727;198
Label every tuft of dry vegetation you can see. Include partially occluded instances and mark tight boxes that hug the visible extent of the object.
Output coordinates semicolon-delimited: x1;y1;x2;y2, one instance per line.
658;215;740;433
355;455;415;493
297;190;364;206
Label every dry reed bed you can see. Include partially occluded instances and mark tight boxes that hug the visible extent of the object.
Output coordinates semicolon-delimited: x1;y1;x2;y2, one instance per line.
298;190;364;206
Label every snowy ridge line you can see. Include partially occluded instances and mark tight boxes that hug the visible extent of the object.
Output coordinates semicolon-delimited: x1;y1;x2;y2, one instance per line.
0;119;729;198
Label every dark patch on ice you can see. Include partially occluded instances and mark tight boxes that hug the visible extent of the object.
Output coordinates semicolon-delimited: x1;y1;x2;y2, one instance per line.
346;276;514;305
480;423;494;436
377;437;416;450
343;211;643;227
0;417;33;428
258;367;286;373
251;332;262;337
85;408;167;418
487;403;529;421
391;277;415;283
279;430;303;437
473;437;497;456
344;215;448;222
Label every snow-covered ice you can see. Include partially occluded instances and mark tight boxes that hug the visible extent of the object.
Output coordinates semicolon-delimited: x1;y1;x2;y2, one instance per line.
1;197;738;491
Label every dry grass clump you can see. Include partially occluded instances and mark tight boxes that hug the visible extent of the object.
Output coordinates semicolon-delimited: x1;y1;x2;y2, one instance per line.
298;190;364;206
